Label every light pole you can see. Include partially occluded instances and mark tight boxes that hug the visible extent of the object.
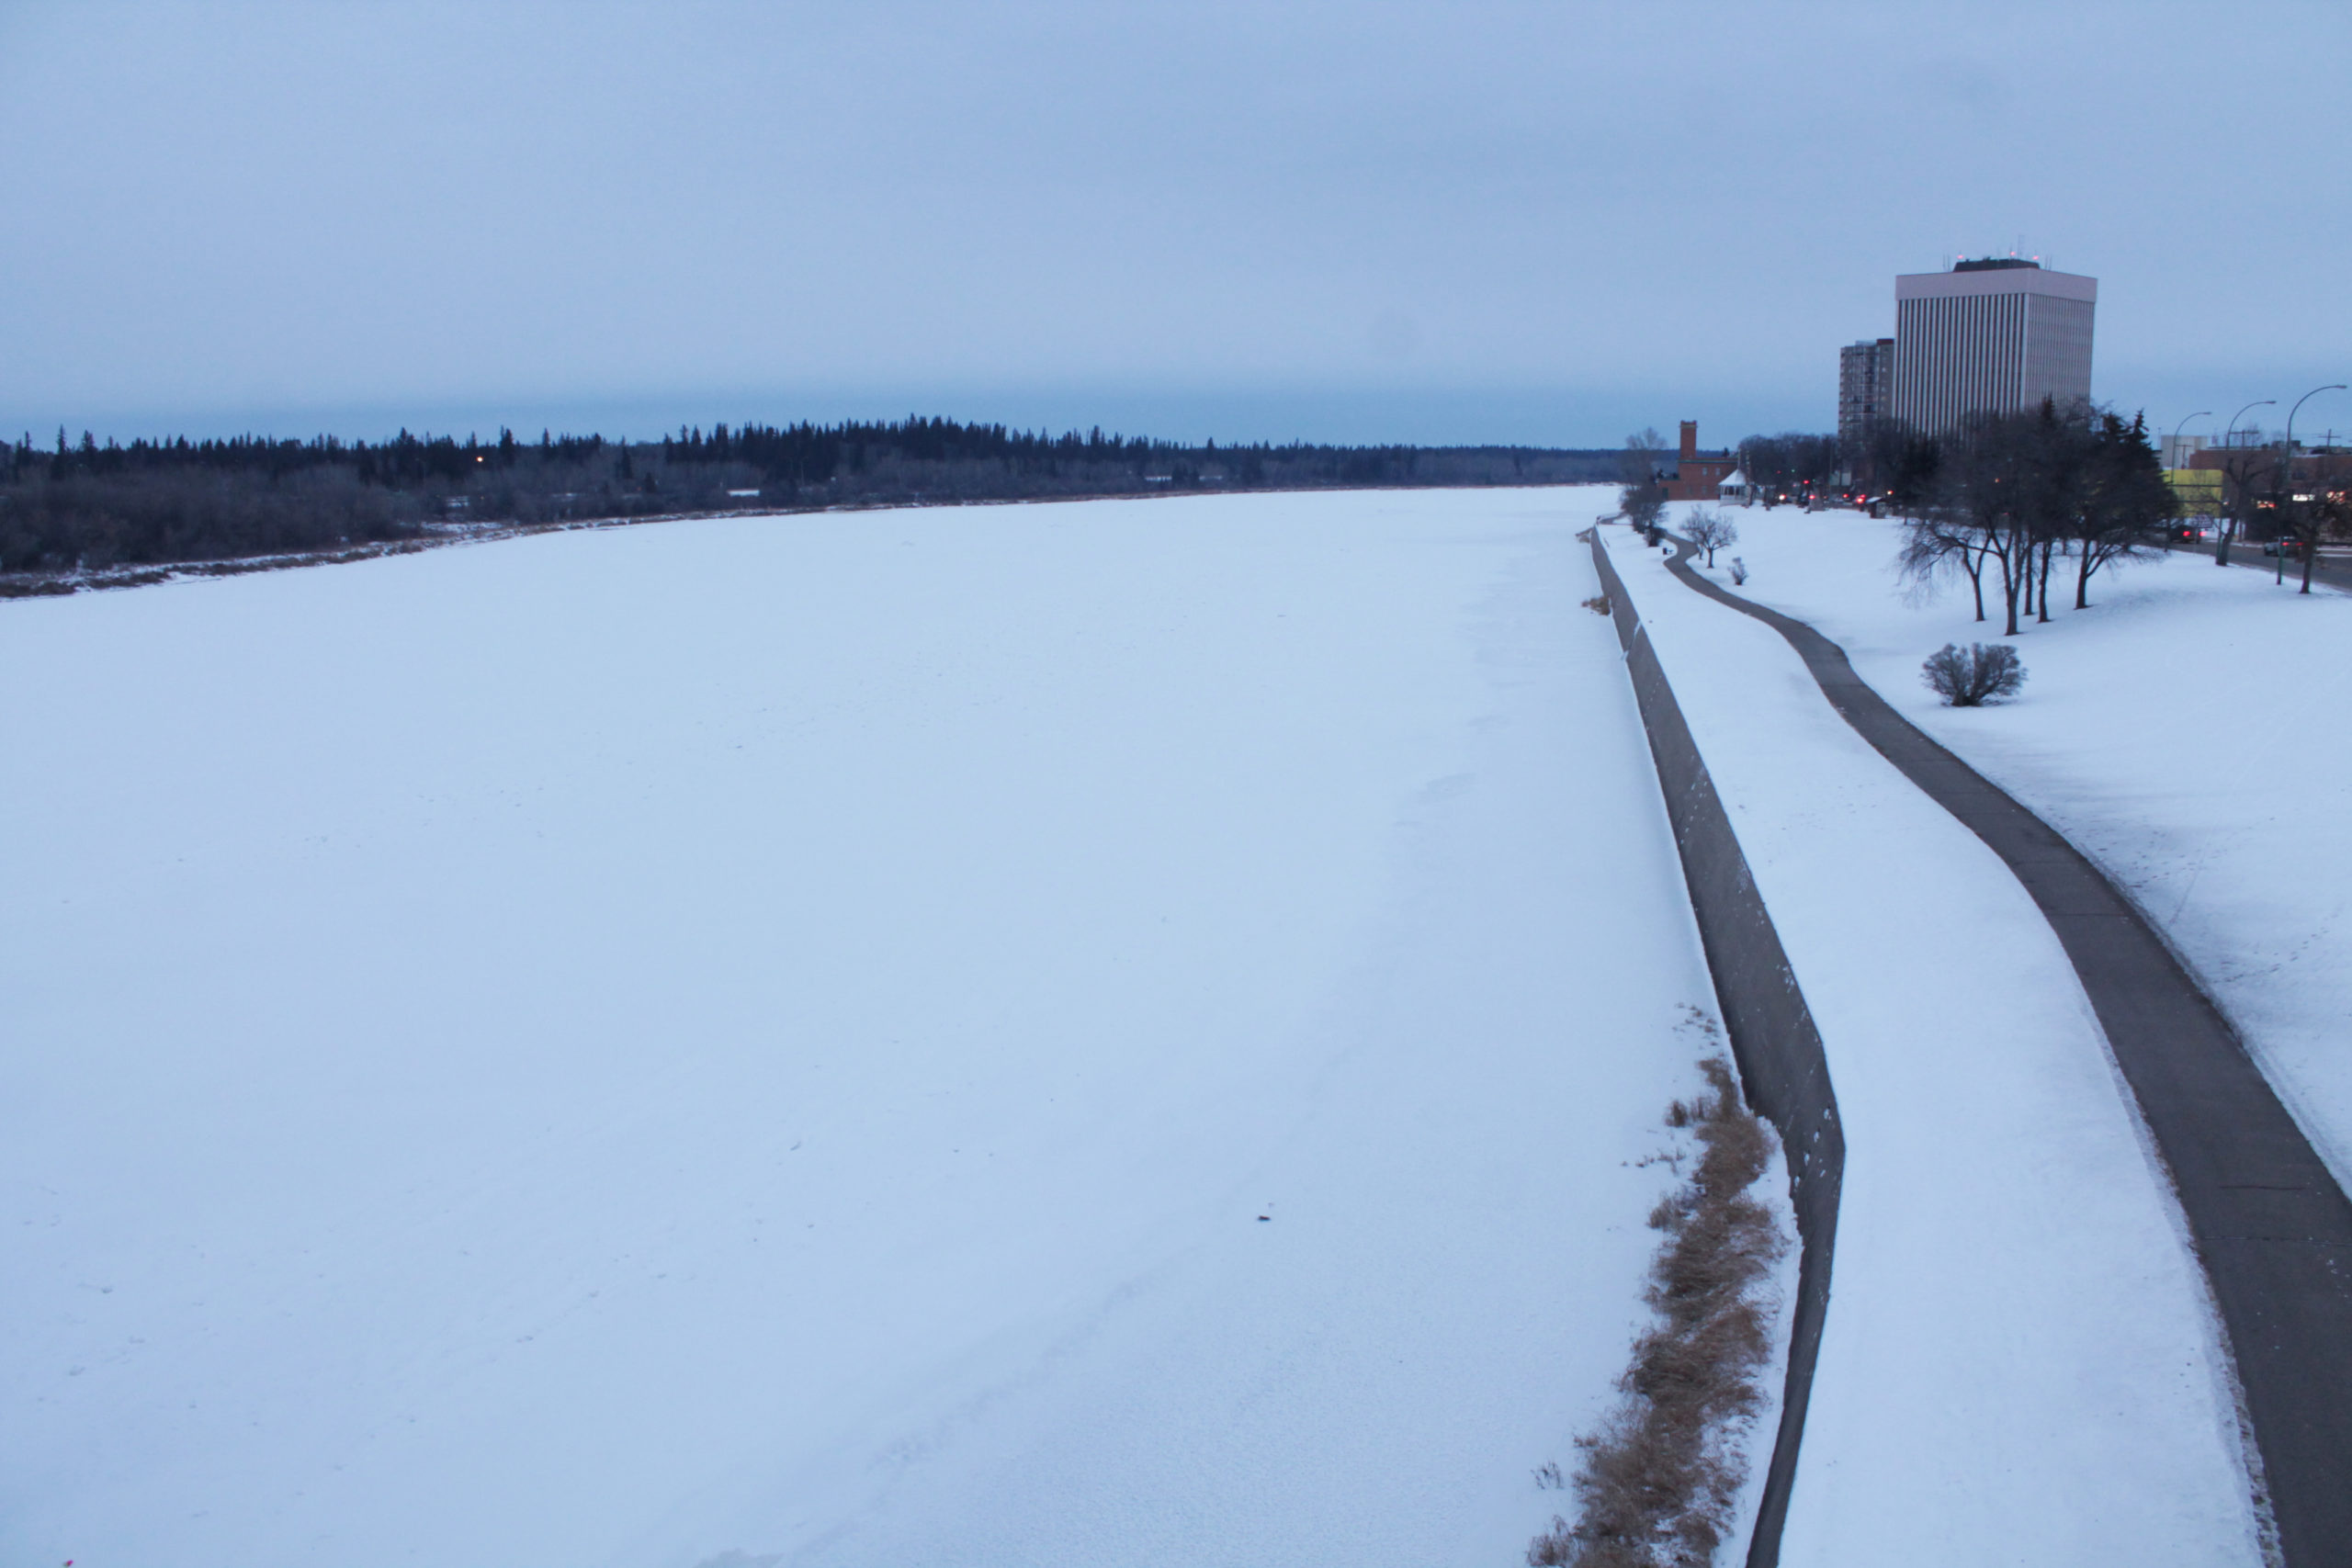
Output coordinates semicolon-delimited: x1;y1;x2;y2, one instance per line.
2218;399;2276;566
2286;385;2345;448
2280;384;2346;587
2169;411;2211;549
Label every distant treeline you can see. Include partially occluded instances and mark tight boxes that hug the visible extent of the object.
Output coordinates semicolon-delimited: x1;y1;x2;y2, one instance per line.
0;418;1625;574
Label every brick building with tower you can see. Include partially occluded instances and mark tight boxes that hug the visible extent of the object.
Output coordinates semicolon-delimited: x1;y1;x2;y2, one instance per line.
1661;421;1737;502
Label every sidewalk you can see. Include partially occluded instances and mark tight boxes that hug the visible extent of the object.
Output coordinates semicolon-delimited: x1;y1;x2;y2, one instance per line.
1600;528;2261;1565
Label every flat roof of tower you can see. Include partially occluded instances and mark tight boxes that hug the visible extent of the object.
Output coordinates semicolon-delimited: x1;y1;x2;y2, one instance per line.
1896;265;2097;303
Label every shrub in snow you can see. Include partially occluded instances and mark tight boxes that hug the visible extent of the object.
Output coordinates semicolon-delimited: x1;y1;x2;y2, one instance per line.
1727;558;1748;587
1583;593;1612;617
1921;642;2025;706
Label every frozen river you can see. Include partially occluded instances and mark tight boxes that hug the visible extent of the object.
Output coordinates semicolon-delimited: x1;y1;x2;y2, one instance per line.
2;487;1727;1568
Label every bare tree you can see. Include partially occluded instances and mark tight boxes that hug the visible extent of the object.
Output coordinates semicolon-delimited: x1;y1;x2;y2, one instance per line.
1898;509;1995;621
1915;399;2152;635
2213;439;2280;568
1736;432;1841;502
1622;481;1667;536
1858;418;1942;513
1684;506;1738;566
1619;427;1668;485
1898;405;2165;625
1620;429;1668;535
1918;408;2049;636
2274;455;2352;594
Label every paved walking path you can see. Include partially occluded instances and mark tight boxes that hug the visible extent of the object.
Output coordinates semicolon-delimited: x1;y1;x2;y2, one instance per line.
1659;536;2352;1567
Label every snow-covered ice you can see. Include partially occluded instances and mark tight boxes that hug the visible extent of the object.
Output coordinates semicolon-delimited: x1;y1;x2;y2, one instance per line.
1605;526;2264;1564
2;488;1733;1568
1693;507;2352;1201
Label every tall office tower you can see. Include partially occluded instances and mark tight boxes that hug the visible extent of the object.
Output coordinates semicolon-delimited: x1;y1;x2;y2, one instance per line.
1838;337;1894;446
1893;259;2096;434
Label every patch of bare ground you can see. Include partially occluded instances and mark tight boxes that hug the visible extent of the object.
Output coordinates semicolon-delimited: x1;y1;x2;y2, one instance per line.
1530;1053;1787;1568
0;537;435;598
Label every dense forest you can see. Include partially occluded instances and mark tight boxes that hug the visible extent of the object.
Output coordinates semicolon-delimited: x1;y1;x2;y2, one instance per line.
0;418;1625;576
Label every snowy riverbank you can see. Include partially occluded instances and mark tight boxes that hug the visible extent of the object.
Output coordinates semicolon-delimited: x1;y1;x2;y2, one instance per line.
1683;505;2352;1203
1605;525;2263;1564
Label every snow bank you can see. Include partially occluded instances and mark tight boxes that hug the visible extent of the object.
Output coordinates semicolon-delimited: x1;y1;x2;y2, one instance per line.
2;488;1723;1568
1683;508;2352;1201
1603;527;2262;1564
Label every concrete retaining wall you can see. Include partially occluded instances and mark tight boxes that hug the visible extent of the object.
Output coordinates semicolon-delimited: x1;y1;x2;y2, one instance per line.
1587;530;1843;1568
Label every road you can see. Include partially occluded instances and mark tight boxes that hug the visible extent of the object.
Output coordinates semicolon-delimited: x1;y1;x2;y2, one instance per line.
2170;535;2352;592
1661;535;2352;1568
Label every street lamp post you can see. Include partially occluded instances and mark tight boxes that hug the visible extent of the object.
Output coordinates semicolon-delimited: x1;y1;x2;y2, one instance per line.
2169;410;2212;464
2169;411;2211;549
2281;384;2347;588
2218;399;2276;567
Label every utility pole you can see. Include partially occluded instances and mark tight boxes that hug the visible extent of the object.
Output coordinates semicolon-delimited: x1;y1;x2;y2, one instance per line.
2219;400;2275;567
2281;385;2346;588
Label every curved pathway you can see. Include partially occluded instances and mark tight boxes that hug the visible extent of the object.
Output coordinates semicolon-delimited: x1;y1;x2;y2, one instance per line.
1658;534;2352;1566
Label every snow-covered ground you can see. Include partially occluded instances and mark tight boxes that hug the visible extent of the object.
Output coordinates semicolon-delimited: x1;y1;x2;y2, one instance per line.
2;487;1735;1568
1684;506;2352;1200
1605;527;2264;1564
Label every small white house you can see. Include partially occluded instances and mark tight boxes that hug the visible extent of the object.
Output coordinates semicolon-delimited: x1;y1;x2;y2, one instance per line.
1717;468;1756;506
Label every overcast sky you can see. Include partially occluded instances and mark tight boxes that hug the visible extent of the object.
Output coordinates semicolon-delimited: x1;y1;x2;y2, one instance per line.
5;0;2347;447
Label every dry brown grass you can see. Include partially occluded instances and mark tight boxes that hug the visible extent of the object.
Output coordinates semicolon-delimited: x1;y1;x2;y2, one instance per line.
1529;1056;1786;1567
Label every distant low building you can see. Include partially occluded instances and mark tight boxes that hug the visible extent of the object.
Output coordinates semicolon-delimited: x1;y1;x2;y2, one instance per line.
2161;433;2211;470
2186;442;2352;508
1718;468;1756;506
1661;421;1736;502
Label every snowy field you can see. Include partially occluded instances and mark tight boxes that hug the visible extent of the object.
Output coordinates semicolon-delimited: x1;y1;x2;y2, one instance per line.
1681;506;2352;1201
2;487;1736;1568
1607;527;2264;1564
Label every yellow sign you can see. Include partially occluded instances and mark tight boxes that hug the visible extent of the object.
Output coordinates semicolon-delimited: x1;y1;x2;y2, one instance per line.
2165;470;2224;510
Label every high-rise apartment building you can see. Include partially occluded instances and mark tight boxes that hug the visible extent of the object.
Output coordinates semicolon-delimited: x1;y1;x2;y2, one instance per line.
1838;337;1894;447
1893;259;2096;434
